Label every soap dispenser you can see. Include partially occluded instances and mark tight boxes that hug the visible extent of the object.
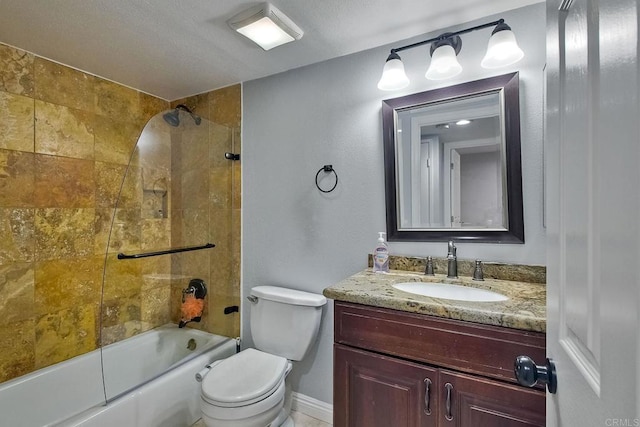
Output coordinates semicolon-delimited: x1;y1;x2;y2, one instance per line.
373;232;390;273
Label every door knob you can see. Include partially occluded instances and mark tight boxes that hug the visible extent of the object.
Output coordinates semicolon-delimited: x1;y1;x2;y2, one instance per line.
514;355;557;394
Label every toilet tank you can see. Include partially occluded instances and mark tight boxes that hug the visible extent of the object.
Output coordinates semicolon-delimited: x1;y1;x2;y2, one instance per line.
249;286;327;361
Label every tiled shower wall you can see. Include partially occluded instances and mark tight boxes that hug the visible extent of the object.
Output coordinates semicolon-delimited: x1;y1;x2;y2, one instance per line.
168;87;242;340
0;42;241;384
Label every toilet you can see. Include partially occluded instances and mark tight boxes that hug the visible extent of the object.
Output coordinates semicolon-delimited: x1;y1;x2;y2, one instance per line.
200;286;327;427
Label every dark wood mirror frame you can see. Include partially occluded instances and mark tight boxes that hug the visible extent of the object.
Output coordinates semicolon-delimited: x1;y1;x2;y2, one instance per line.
382;72;524;243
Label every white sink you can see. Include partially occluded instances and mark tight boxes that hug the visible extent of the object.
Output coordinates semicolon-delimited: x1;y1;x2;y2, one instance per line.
392;282;508;302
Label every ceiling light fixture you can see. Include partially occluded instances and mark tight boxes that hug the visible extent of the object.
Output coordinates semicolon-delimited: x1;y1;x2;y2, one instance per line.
377;19;524;90
227;3;303;51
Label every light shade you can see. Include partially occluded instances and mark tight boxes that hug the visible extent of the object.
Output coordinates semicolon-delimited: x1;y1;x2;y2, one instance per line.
377;52;410;91
425;44;462;80
481;25;524;69
228;3;303;51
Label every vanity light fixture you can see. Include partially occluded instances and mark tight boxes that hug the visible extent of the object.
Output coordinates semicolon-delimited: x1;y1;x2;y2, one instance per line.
227;2;303;51
377;19;524;90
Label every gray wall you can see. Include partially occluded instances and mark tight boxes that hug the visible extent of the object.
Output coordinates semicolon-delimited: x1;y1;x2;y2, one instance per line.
242;3;545;405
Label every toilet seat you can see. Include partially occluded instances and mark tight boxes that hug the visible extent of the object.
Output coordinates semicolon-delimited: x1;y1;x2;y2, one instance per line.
201;348;288;408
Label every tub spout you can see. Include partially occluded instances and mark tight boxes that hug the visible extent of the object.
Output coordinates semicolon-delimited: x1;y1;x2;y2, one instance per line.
178;317;201;328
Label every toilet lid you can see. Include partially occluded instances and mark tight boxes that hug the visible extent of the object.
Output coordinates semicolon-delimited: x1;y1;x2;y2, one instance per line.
202;348;288;407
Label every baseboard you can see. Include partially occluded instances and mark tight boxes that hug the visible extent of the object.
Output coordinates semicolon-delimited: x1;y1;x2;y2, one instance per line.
291;392;333;424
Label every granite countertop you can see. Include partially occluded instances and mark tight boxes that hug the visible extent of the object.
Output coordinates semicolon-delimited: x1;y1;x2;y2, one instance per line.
323;269;546;333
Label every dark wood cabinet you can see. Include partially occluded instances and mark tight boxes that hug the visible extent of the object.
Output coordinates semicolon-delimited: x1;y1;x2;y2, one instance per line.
333;301;546;427
438;370;545;426
335;344;438;427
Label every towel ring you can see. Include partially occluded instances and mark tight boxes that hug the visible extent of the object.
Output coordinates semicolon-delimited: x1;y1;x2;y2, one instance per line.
315;165;338;193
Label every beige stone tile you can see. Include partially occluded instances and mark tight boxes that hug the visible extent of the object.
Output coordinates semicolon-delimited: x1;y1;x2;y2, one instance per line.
34;208;95;260
0;149;35;208
210;84;241;128
181;125;209;171
169;283;183;324
174;209;209;247
139;92;169;125
209;166;231;209
34;256;102;316
141;284;171;327
231;125;241;153
142;253;174;277
34;58;96;112
231;161;241;209
208;208;232;246
0;43;34;96
93;207;114;255
231;209;241;290
208;122;232;168
101;293;141;330
105;209;142;253
34;154;95;208
95;161;127;208
118;165;143;209
0;319;35;383
140;256;173;290
102;253;142;299
207;294;239;338
138;122;171;172
0;262;34;325
173;250;210;281
0;91;34;152
34;100;95;159
0;208;35;263
141;168;170;219
182;168;210;209
35;303;99;369
141;218;171;251
95;79;141;124
94;115;140;165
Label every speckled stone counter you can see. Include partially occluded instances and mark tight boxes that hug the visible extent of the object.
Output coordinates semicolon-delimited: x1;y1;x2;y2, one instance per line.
323;269;546;333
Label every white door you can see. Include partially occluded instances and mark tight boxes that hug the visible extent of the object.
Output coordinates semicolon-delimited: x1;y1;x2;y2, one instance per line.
450;149;461;227
546;0;640;425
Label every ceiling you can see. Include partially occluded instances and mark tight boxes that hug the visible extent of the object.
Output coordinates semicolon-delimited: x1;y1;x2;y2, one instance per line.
0;0;542;101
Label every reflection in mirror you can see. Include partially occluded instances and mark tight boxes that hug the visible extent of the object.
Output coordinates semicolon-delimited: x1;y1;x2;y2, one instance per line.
396;92;505;229
382;72;523;242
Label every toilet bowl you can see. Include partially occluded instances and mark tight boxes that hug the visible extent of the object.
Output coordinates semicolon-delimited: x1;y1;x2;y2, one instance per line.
199;286;326;427
200;349;291;427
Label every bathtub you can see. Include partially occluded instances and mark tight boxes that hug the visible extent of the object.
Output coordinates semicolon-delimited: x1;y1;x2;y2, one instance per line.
0;324;236;427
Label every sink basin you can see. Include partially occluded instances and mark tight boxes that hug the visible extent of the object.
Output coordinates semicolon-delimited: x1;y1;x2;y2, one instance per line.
392;282;508;302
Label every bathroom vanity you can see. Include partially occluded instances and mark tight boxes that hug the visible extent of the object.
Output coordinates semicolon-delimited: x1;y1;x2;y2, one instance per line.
324;265;546;427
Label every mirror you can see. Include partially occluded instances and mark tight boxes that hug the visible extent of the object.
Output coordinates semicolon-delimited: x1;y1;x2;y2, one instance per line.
382;72;524;243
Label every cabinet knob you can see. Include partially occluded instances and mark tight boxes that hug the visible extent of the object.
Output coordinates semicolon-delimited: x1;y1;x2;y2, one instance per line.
514;355;557;394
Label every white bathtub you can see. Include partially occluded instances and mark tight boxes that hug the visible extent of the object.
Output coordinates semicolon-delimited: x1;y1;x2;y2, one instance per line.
0;324;236;427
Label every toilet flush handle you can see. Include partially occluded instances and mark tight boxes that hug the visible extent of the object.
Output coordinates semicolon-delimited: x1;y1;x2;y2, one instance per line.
247;295;258;303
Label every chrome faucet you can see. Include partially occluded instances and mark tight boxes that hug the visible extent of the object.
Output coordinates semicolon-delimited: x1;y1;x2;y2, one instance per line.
447;241;457;278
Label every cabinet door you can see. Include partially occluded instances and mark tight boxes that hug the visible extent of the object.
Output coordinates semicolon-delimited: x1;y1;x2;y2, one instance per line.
439;370;545;427
334;344;438;427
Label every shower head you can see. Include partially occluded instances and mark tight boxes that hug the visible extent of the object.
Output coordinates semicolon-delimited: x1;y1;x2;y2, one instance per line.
163;104;201;127
162;109;180;127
